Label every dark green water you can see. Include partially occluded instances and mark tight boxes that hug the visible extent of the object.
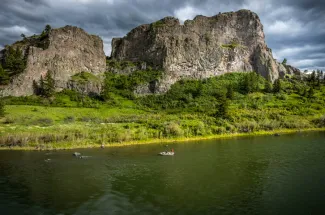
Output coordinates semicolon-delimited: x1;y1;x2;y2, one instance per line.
0;132;325;215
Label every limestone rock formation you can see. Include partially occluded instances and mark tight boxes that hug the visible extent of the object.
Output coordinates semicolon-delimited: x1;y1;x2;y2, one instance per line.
284;65;302;77
0;26;106;96
67;72;104;96
111;9;299;93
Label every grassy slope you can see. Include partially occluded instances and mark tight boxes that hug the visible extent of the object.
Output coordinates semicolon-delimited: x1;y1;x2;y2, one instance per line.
1;72;325;150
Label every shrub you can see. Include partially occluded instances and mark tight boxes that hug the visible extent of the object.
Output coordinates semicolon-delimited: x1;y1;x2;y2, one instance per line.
163;122;184;137
63;116;75;123
151;20;165;28
260;119;280;130
313;115;325;127
31;108;38;112
235;120;259;132
241;72;263;94
211;126;226;134
78;117;102;123
3;117;14;124
281;118;311;129
276;93;288;100
34;118;53;127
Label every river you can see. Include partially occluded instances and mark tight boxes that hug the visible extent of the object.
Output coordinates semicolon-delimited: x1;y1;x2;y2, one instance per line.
0;132;325;214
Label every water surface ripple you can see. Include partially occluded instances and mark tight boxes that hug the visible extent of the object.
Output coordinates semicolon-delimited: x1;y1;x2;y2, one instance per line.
0;132;325;214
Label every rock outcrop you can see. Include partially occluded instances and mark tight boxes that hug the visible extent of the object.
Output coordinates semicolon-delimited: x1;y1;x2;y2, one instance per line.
111;9;299;93
0;26;106;96
67;72;103;96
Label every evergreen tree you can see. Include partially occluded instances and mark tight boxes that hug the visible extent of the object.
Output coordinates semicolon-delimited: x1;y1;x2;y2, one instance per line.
282;58;287;65
40;25;52;39
226;85;234;100
39;76;45;96
4;47;25;76
13;48;25;75
0;99;5;117
308;87;314;98
264;79;273;93
242;72;260;94
45;25;52;34
214;93;229;118
0;64;9;85
316;70;321;87
218;95;229;118
273;79;282;93
310;70;316;85
43;71;55;97
32;80;40;95
4;46;16;72
303;88;308;97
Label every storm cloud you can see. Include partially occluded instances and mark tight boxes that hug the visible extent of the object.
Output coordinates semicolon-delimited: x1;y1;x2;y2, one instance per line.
0;0;324;71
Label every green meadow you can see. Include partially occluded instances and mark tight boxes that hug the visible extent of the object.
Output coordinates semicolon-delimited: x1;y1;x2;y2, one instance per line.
1;71;325;150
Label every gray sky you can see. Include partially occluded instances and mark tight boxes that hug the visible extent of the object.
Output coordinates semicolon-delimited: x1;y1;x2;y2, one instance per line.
1;0;324;71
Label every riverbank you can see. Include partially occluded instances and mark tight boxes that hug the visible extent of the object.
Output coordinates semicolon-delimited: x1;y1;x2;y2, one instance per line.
1;74;325;151
1;127;325;151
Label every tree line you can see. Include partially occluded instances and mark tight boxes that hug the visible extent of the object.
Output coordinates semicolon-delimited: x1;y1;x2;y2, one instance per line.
0;25;52;85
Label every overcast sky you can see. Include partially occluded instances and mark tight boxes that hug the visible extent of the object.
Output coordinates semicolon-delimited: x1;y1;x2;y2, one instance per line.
0;0;324;71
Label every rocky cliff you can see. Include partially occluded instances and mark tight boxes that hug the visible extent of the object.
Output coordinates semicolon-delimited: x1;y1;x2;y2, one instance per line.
111;9;298;93
0;26;106;96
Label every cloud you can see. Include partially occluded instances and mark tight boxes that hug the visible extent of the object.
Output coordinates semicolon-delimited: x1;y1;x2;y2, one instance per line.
0;0;324;71
267;19;305;36
174;6;198;23
3;26;32;35
276;45;325;59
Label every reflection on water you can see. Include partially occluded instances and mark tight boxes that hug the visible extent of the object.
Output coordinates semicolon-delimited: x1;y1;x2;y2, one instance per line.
0;132;325;214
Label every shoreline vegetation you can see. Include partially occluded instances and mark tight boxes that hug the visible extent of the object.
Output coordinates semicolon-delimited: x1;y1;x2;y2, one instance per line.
1;127;325;151
1;70;325;151
1;27;324;152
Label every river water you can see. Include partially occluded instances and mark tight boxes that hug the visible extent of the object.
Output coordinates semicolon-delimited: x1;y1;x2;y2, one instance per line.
0;132;325;215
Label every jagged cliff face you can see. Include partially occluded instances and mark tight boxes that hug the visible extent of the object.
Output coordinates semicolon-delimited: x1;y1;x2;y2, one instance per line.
0;26;106;96
111;10;294;93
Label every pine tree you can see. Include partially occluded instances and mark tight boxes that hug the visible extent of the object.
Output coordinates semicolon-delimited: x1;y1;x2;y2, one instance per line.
0;64;9;85
45;25;52;34
39;76;45;96
32;80;39;95
303;88;308;97
226;85;234;100
214;93;229;118
316;70;321;87
273;79;282;93
242;72;260;94
4;47;25;76
13;48;25;75
264;79;273;93
43;71;55;97
310;71;316;86
308;87;314;98
282;58;287;65
0;99;5;117
40;24;52;39
4;46;16;73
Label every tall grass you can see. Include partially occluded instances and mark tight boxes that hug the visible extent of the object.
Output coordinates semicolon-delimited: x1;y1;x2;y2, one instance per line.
1;72;325;149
